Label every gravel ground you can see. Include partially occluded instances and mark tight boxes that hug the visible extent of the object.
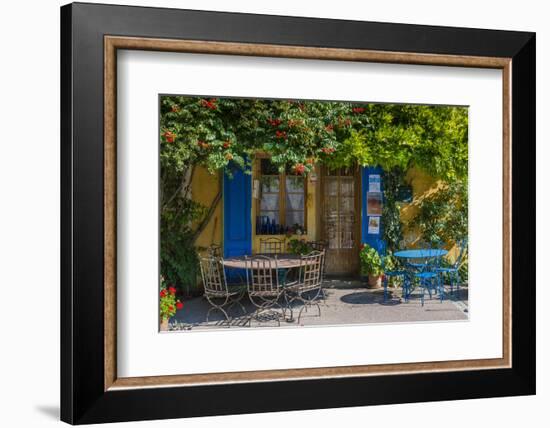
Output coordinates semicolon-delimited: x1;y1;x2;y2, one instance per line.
169;280;469;331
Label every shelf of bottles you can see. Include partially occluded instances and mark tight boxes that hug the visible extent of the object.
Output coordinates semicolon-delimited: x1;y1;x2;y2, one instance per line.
256;215;306;236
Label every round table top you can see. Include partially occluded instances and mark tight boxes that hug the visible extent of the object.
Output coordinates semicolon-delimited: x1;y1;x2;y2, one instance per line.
393;249;448;259
222;253;311;269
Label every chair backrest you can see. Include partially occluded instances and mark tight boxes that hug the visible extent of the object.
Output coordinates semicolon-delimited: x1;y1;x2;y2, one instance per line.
199;256;227;294
207;244;222;257
297;250;324;291
308;240;327;252
454;238;468;268
245;255;280;295
259;237;285;254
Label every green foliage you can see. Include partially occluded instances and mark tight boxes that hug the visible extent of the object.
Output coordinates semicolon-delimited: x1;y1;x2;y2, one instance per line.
160;230;200;295
359;244;383;276
382;167;406;252
325;104;468;182
287;238;314;255
159;96;469;288
411;181;468;245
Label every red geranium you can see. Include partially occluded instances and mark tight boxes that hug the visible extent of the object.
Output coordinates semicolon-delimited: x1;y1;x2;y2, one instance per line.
160;289;167;298
293;163;305;175
162;131;175;143
267;118;282;127
168;286;176;295
275;130;287;140
352;107;365;113
223;141;231;149
168;305;174;312
200;98;218;110
176;301;184;310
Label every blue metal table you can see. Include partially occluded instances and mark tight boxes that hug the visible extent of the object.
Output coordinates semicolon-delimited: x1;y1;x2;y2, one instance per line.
393;249;448;259
392;249;448;302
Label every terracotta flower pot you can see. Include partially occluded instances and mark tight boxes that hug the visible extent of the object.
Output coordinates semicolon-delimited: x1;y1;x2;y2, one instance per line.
160;318;169;332
367;274;383;289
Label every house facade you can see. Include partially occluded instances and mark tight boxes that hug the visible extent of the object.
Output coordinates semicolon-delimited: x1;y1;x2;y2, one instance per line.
192;157;438;277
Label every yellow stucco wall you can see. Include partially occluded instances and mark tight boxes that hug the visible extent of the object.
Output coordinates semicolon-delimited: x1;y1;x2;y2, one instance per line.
190;163;459;260
190;161;320;255
400;167;460;259
191;167;222;252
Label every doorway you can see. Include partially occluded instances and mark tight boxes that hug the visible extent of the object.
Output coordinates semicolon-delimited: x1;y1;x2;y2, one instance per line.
321;166;360;276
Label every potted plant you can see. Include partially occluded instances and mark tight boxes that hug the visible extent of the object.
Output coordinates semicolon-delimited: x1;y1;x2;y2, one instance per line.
287;238;314;255
359;243;383;288
159;276;184;331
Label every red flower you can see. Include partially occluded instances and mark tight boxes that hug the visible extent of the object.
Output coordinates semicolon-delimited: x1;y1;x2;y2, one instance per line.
168;305;174;312
352;107;365;114
321;147;335;155
160;289;167;298
200;98;217;110
267;118;282;127
293;163;305;175
162;131;175;143
223;141;231;149
176;301;184;310
197;140;210;149
275;130;287;140
168;286;176;295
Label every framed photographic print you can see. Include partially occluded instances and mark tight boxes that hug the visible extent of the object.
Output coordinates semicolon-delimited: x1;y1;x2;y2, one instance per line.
60;2;535;424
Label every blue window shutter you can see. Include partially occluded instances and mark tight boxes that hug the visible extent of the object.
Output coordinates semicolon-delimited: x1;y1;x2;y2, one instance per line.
223;166;252;258
361;166;387;255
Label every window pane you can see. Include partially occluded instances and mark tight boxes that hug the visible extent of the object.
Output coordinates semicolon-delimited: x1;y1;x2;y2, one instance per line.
325;178;338;196
261;176;279;193
258;211;279;223
340;178;354;197
286;193;304;211
285;211;304;228
285;176;304;193
260;194;279;210
341;196;354;213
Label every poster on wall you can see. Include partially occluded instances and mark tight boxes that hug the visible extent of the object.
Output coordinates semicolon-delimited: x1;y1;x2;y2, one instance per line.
367;192;383;215
368;216;380;234
368;174;381;192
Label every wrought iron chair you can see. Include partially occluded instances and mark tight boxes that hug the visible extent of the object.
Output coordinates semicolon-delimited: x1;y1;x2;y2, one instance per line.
259;237;286;254
245;255;286;326
206;244;222;257
284;250;325;323
413;255;443;306
199;256;246;323
307;240;328;295
382;255;411;302
434;239;468;296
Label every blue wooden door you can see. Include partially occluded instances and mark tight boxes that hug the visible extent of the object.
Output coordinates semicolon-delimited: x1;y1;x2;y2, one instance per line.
361;166;386;255
223;167;252;258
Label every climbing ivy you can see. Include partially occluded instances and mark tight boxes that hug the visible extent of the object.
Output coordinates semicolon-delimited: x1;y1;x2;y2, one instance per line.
159;96;468;289
382;167;407;253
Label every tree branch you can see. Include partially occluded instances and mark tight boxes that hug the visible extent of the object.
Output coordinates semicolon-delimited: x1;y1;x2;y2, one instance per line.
191;172;222;244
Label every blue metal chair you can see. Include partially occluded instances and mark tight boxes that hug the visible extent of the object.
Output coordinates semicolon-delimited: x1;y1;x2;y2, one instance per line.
383;253;411;302
434;239;467;296
413;256;442;306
